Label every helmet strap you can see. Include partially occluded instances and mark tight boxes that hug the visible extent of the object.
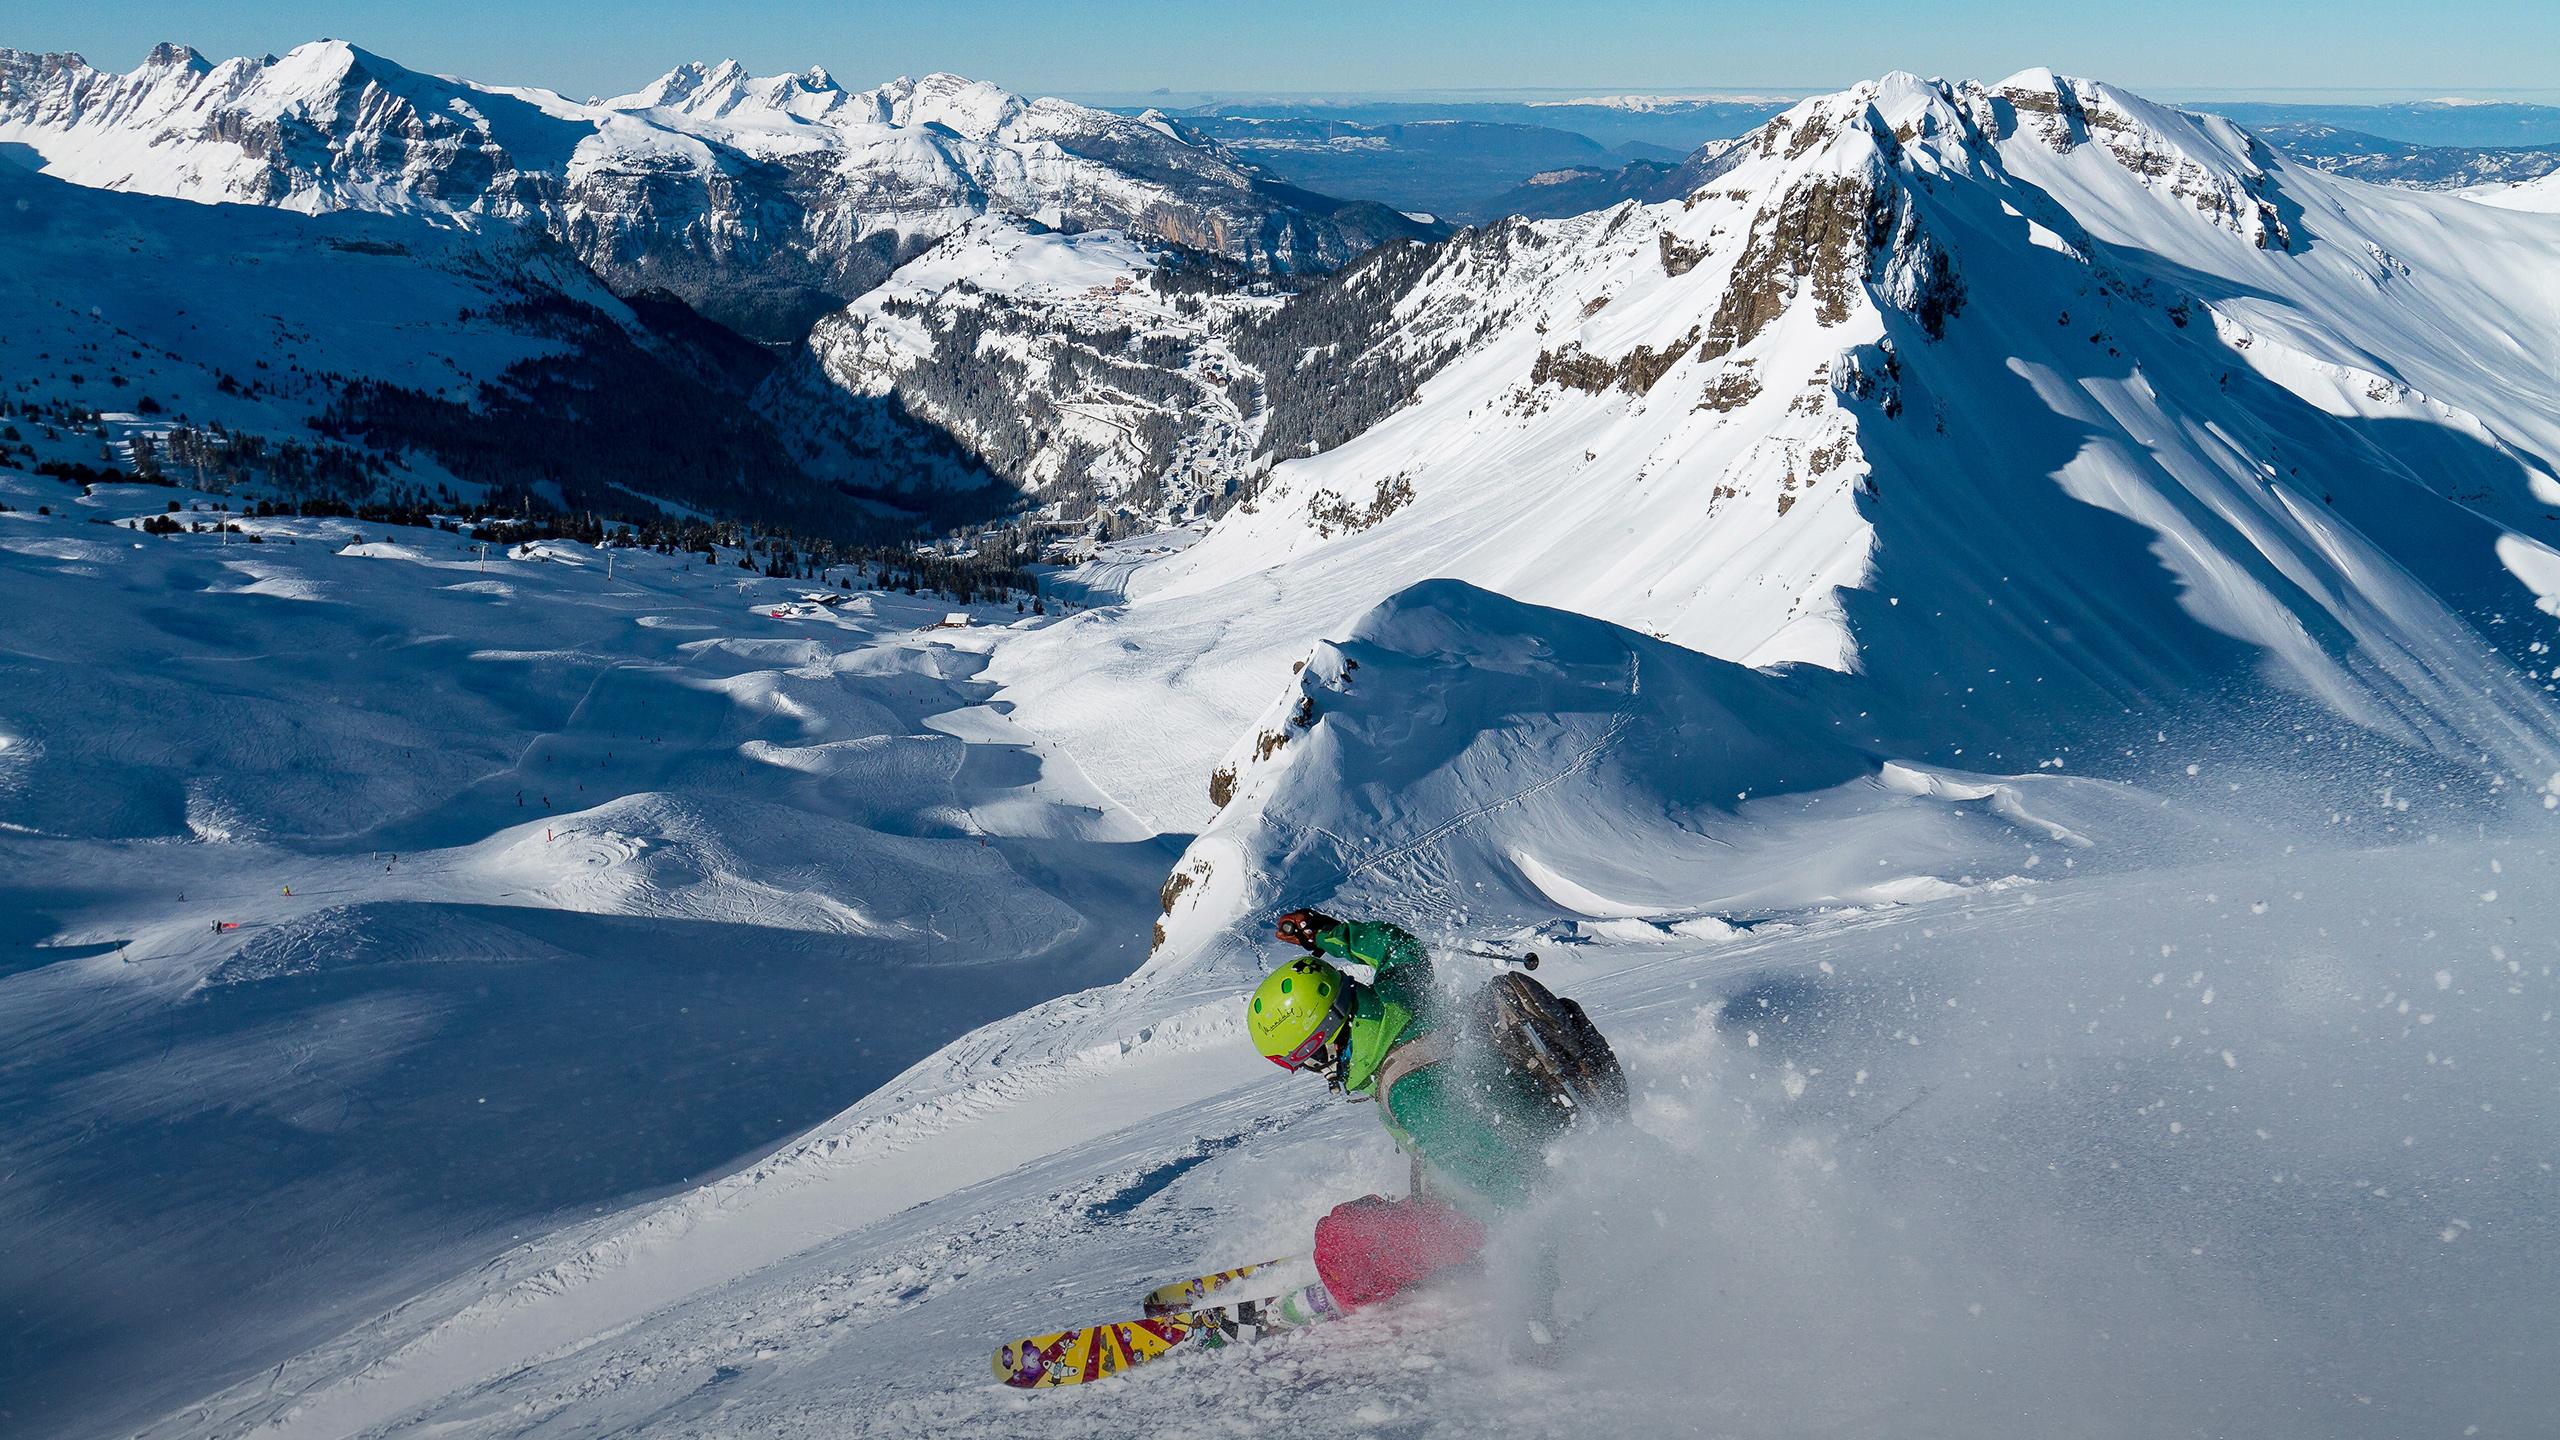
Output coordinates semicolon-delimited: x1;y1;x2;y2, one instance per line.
1320;1008;1354;1089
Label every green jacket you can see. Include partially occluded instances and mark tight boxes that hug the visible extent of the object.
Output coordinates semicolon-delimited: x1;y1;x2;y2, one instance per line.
1307;918;1571;1213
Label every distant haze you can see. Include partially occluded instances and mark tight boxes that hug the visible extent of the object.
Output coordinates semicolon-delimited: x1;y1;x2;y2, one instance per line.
16;0;2560;103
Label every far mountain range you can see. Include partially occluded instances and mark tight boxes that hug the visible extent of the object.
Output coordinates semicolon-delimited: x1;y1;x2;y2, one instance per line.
1137;94;2560;221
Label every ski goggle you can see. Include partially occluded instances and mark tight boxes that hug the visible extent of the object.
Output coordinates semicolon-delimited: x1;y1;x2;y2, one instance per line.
1271;1010;1349;1072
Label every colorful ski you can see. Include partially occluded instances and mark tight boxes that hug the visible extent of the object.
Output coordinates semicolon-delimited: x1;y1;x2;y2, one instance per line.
994;1281;1342;1388
1140;1255;1310;1316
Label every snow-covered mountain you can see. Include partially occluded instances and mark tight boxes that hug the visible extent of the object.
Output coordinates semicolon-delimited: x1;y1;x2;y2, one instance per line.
992;69;2560;833
0;160;907;532
0;41;1436;339
759;219;1277;520
12;64;2560;1440
760;216;1560;518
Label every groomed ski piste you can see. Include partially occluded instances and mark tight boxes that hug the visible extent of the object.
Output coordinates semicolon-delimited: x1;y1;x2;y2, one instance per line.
1;67;2557;1440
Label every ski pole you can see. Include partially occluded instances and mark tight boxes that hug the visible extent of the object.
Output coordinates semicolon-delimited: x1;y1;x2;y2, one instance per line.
1451;945;1539;970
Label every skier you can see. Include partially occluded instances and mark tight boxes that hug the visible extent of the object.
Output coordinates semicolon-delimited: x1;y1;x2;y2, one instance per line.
1247;908;1618;1331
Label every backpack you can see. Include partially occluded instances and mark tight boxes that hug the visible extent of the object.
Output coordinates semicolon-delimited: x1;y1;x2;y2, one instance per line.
1475;970;1628;1122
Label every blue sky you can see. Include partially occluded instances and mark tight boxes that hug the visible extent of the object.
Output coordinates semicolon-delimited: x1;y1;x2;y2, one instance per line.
17;0;2560;102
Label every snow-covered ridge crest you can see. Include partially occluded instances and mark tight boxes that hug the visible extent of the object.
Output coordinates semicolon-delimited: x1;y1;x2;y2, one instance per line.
1968;68;2298;249
604;56;854;126
857;71;1030;140
1145;579;2201;990
2464;167;2560;212
600;63;1032;145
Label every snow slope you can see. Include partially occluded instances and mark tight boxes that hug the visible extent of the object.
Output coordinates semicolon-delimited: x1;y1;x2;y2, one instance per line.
138;579;2560;1440
0;475;1174;1438
0;162;899;535
2464;168;2560;212
0;162;612;461
1145;579;2226;998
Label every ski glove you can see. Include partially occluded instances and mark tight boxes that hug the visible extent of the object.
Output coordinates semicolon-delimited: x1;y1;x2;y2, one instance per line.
1274;909;1342;950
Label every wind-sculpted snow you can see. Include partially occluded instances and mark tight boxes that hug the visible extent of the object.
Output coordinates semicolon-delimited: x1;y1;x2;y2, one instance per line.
0;480;1176;1437
1147;579;2236;1001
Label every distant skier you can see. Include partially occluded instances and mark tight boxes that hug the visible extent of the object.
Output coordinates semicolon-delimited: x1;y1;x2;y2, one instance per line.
1247;909;1624;1328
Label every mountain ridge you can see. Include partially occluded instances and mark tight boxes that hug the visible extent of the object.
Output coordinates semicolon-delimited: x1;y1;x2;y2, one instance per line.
985;68;2560;834
0;39;1437;340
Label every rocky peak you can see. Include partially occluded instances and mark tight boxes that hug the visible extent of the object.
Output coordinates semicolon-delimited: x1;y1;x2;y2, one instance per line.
141;43;209;75
1634;74;1975;370
614;59;733;108
863;72;1028;140
620;59;718;109
1971;69;2296;250
0;49;88;107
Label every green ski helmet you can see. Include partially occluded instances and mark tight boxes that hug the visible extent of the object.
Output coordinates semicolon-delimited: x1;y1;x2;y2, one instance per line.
1248;956;1351;1071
